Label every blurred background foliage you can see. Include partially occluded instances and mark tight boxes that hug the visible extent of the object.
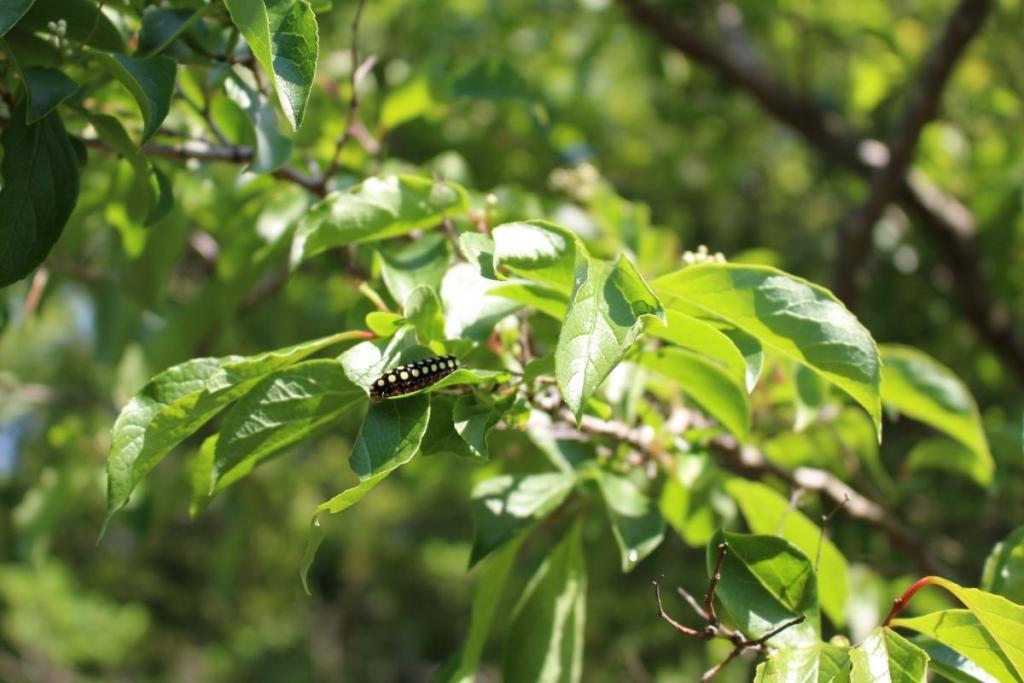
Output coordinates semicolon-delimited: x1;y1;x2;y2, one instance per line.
1;0;1023;681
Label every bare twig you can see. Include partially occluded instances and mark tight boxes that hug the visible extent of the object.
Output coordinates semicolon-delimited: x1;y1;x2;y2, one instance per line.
833;0;992;306
616;0;1024;385
815;493;849;571
324;0;372;181
704;542;727;626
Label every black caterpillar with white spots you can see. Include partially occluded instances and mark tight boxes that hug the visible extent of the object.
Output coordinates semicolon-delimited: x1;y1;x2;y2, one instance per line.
370;355;458;401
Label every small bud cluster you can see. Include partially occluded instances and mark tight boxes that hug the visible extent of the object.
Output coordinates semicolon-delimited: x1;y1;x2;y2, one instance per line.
46;19;74;57
682;244;726;266
548;163;602;201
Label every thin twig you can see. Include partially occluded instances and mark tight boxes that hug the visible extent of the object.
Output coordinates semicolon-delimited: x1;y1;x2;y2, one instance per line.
324;0;370;181
653;575;704;638
815;493;849;571
704;542;727;626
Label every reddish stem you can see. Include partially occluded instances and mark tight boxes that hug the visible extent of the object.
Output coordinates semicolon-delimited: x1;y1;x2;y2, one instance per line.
882;576;937;627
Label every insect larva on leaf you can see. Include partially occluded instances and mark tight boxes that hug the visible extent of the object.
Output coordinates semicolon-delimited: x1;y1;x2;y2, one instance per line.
369;355;459;400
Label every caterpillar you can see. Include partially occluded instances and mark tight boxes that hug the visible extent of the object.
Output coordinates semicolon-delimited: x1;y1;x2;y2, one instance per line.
370;355;459;401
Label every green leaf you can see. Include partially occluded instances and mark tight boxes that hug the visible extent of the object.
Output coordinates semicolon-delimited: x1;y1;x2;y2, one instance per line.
458;232;498;279
441;263;522;341
265;0;318;129
145;164;175;227
400;368;511;399
224;70;293;173
795;363;830;430
211;360;364;491
452;394;509;460
929;577;1024;677
380;232;450;304
881;345;992;481
138;7;211;56
0;0;34;37
556;252;663;420
420;395;475;459
490;282;569;320
647;310;751;391
382;72;439;130
338;326;420;392
95;53;177;143
754;643;851;682
291;175;468;266
982;527;1024;604
404;285;445;345
21;66;77;123
725;478;849;627
893;610;1021;683
595;471;664;572
187;434;217;518
502;522;586;683
222;0;274;91
708;531;821;648
637;347;750;441
433;537;524;683
0;105;80;288
723;326;765;391
850;627;929;683
492;220;578;293
911;636;1003;683
469;472;576;567
348;395;430;478
365;311;403;337
905;437;993;487
21;0;124;51
653;264;882;437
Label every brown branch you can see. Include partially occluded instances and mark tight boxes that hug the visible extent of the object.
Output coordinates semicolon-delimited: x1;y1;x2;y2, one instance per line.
617;0;1024;385
833;0;992;306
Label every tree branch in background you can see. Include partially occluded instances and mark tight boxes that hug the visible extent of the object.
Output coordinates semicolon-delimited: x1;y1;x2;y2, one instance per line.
833;0;992;307
324;0;374;181
617;0;1024;384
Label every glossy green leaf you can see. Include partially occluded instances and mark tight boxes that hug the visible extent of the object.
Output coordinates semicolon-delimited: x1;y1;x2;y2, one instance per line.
556;252;663;420
490;282;569;320
492;220;579;293
380;232;450;304
637;347;750;441
595;471;664;572
708;530;820;648
850;627;929;683
21;0;124;51
881;345;992;480
0;0;34;37
469;472;576;566
929;577;1024;676
725;478;849;626
441;263;522;341
433;536;524;683
502;522;586;683
222;0;274;86
404;285;445;344
795;363;830;430
452;394;510;461
95;53;176;143
138;6;212;56
723;326;765;391
224;70;292;173
0;105;81;287
212;360;364;491
338;326;420;392
365;311;403;337
291;176;468;266
458;232;498;279
982;527;1024;604
265;0;318;129
911;636;1002;683
754;642;851;682
905;437;993;487
348;394;430;478
21;66;77;123
653;264;882;436
648;310;751;390
893;609;1020;683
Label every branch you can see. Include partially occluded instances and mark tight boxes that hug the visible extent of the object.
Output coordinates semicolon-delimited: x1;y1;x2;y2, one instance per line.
833;0;992;306
324;0;374;180
617;0;1024;385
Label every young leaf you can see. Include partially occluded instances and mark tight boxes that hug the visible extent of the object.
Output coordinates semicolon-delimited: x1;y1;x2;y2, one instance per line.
264;0;318;130
380;232;450;304
982;527;1024;604
95;53;177;143
21;66;78;123
291;176;468;266
647;310;751;391
754;642;851;682
637;347;751;441
492;220;579;293
850;627;929;683
881;345;992;478
595;471;665;572
724;479;849;627
441;263;522;341
211;360;365;491
892;609;1021;683
432;537;524;683
348;395;431;478
905;437;993;487
469;472;576;566
928;577;1024;676
0;105;81;287
708;531;821;648
556;252;663;420
502;522;586;683
404;285;445;345
653;264;882;437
